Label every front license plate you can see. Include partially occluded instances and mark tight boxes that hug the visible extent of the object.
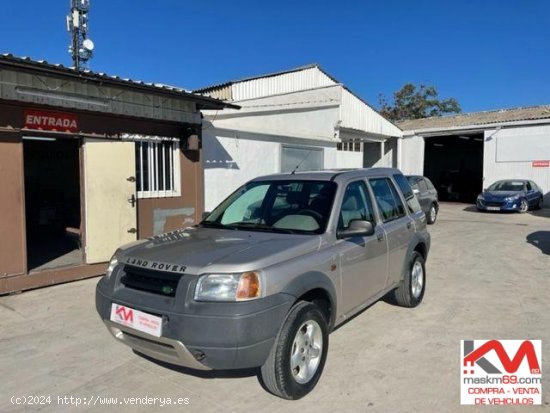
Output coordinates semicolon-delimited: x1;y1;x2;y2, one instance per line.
110;303;162;337
487;206;500;211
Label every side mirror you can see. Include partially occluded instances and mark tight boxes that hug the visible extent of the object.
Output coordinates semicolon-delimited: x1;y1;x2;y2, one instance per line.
202;211;211;220
337;220;375;239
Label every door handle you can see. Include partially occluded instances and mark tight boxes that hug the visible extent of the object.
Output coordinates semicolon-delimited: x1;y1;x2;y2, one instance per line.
128;194;136;207
407;222;412;229
377;233;384;242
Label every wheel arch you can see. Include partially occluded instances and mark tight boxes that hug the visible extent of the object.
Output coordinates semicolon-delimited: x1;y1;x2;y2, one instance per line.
280;271;337;330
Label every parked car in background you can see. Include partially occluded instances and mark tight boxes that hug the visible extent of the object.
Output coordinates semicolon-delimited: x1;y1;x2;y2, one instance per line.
96;168;430;399
406;175;439;224
476;179;543;213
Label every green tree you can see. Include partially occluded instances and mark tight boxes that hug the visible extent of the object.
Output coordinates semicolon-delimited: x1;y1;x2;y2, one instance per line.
379;84;461;121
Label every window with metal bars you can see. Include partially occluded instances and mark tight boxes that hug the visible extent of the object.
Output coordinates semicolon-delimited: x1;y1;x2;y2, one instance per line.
135;140;181;198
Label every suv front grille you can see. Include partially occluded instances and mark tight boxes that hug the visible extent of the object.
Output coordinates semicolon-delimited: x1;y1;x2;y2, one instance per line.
120;265;182;297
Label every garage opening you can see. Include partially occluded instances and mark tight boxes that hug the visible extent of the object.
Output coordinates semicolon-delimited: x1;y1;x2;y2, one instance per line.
24;137;83;271
423;133;484;203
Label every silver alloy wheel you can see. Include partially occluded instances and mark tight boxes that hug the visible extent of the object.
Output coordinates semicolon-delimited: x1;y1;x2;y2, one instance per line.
290;320;323;384
411;260;424;299
520;199;528;213
429;206;437;222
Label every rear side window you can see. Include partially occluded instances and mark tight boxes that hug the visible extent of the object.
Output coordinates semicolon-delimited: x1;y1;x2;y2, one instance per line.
369;178;407;222
417;179;428;192
393;174;421;213
425;178;435;190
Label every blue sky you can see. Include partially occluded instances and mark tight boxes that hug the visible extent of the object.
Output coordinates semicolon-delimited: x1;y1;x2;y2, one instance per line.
2;0;549;112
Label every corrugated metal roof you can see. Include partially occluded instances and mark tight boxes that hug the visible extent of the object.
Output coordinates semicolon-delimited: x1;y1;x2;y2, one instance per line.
0;54;237;110
195;64;402;137
194;64;338;94
398;105;550;132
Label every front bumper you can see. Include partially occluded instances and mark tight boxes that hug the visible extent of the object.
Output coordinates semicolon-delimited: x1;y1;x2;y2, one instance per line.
96;276;295;371
103;319;211;370
476;199;521;212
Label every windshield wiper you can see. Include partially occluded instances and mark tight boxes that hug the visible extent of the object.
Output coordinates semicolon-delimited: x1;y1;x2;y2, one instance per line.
228;222;296;234
199;221;228;229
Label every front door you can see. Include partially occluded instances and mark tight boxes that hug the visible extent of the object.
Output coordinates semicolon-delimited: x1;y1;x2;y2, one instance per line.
336;180;388;315
84;139;137;263
368;177;415;286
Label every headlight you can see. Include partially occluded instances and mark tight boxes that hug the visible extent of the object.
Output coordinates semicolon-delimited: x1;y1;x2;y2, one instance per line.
105;254;119;279
195;272;261;302
504;195;520;202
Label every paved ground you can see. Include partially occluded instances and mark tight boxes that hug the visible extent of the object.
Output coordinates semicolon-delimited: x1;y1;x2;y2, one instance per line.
1;203;550;413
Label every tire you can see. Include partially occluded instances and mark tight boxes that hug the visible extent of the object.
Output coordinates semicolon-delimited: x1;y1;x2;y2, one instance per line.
427;203;437;225
519;198;529;213
393;251;426;308
536;196;543;210
260;301;328;400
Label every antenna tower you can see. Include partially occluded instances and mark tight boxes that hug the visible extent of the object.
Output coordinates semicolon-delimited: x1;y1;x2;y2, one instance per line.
67;0;94;70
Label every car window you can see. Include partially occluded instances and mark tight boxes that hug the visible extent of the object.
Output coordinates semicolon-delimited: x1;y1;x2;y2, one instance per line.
205;180;336;234
220;184;269;224
417;179;428;193
369;178;407;222
526;182;532;191
425;178;436;190
488;181;525;191
337;181;374;230
394;174;422;213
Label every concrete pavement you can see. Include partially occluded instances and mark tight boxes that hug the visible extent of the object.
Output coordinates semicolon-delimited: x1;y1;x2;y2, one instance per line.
1;203;549;412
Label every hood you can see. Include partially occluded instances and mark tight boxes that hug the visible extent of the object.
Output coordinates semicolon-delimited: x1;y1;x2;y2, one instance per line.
118;227;321;274
482;190;524;200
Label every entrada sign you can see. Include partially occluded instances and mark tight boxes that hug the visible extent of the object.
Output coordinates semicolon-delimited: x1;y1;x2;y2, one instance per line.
24;109;78;132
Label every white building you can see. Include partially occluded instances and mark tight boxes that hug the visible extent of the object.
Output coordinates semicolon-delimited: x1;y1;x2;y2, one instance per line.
194;65;402;210
398;106;550;205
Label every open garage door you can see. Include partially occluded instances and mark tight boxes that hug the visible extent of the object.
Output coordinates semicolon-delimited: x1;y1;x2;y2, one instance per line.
84;139;137;263
423;134;484;203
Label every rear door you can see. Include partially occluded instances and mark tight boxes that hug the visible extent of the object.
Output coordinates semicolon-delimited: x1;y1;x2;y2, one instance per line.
84;139;137;263
368;177;415;286
525;181;538;206
416;178;431;214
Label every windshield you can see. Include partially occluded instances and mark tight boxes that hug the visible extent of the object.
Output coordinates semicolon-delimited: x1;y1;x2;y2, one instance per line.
202;180;337;234
487;181;525;192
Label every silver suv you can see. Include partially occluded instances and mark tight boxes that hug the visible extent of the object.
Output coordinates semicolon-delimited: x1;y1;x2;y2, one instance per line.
96;168;430;399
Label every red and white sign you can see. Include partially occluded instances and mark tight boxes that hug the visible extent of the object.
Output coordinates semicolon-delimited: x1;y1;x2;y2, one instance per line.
461;340;542;405
532;160;549;168
24;110;78;132
110;303;162;337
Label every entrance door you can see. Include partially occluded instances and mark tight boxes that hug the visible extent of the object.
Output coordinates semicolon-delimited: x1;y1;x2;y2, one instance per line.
84;139;137;263
23;137;82;272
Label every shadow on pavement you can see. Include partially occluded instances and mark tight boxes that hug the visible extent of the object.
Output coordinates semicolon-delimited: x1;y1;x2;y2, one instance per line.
462;205;479;213
526;231;550;255
530;209;550;219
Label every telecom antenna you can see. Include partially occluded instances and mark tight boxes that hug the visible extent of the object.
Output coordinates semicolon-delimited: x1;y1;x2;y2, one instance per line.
67;0;94;70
